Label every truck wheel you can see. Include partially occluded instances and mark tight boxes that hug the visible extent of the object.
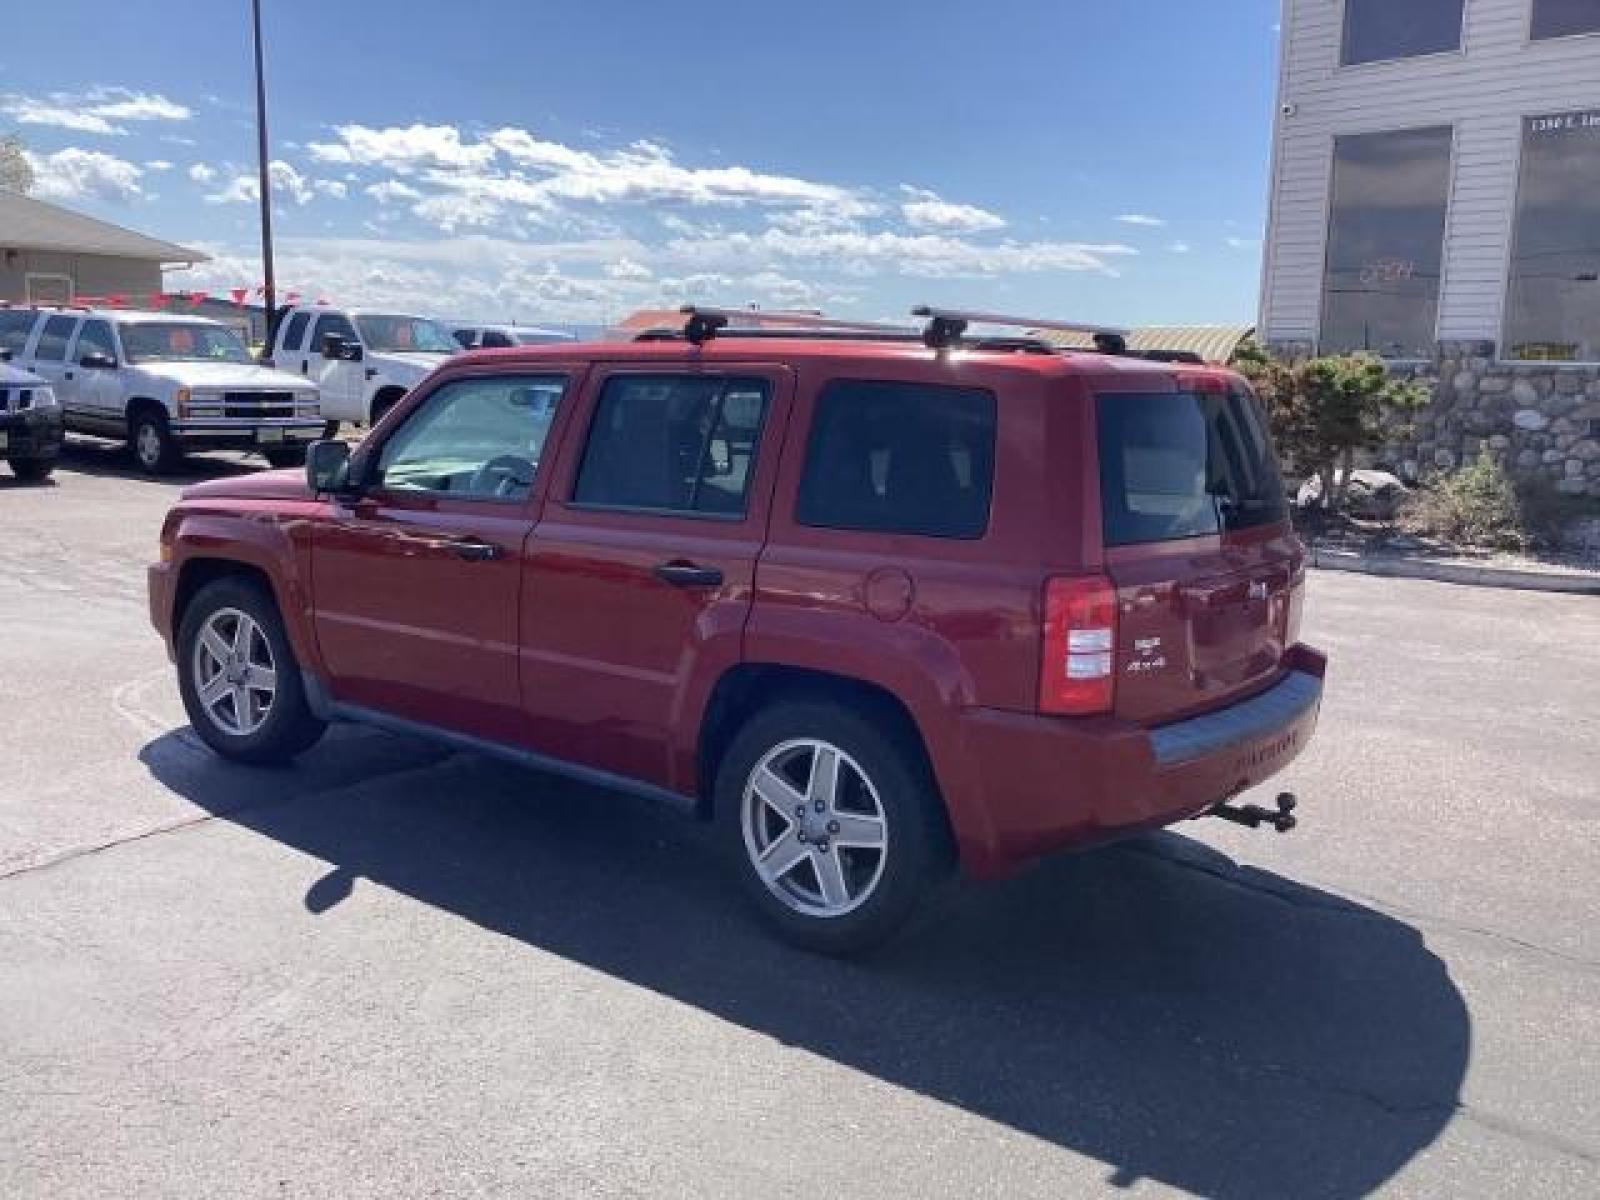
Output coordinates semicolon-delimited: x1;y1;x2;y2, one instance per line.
717;700;952;955
8;457;55;483
177;576;326;765
262;444;308;469
321;420;341;441
369;391;404;427
129;410;179;475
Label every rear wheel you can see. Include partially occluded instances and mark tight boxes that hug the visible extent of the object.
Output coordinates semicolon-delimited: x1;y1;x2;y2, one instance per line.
718;700;951;955
177;576;326;764
8;457;55;482
129;409;179;475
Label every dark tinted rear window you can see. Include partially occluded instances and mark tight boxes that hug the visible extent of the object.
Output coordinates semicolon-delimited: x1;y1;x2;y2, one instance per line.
797;380;996;539
1096;389;1287;546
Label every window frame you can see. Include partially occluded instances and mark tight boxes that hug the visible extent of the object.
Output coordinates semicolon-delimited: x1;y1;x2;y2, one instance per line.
1338;0;1467;68
565;370;776;522
309;312;359;357
360;369;573;508
71;318;119;364
32;315;80;362
281;311;312;355
793;376;1000;542
1499;106;1600;364
1314;122;1458;361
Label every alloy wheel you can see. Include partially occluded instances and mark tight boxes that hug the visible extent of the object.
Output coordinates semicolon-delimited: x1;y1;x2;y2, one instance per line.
191;607;277;736
741;738;889;918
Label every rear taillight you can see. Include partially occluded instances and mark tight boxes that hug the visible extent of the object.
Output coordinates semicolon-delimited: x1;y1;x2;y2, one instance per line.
1040;575;1118;716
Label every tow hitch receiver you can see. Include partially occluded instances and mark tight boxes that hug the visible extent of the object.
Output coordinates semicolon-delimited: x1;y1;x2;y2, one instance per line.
1209;792;1298;833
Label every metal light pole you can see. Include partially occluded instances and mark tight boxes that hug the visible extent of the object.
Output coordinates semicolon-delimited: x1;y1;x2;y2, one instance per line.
251;0;276;318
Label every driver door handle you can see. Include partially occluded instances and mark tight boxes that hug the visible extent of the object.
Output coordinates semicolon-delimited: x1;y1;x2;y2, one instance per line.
653;561;723;587
448;537;502;562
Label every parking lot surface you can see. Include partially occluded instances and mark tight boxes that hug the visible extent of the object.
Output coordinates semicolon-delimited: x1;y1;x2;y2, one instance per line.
2;445;1598;1198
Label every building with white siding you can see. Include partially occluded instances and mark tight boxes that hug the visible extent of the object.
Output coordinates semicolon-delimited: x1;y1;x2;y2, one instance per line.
1261;0;1600;494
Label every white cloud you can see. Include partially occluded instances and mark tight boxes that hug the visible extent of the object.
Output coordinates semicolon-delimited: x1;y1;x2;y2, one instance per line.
1225;235;1261;250
605;257;654;280
207;160;315;206
144;159;174;172
0;88;191;136
187;162;217;183
1115;213;1167;227
365;179;422;203
899;185;1005;232
307;123;496;171
23;147;144;202
314;179;347;199
668;227;1136;279
1169;240;1192;254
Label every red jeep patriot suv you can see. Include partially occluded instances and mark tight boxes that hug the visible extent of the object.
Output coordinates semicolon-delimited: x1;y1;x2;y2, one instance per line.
149;307;1325;953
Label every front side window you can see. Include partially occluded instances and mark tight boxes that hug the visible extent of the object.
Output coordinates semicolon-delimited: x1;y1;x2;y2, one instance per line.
1320;126;1453;358
1532;0;1600;39
796;380;997;539
354;314;458;354
282;311;311;353
1506;110;1600;361
1096;389;1287;547
33;316;77;362
0;311;36;355
310;313;358;355
1341;0;1463;65
374;375;566;501
120;322;251;364
573;375;771;516
76;320;117;362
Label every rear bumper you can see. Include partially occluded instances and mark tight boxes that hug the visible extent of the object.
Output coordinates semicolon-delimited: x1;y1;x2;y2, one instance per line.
0;407;65;458
949;645;1327;878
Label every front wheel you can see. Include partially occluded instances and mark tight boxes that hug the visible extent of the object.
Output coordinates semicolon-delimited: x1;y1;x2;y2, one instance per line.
8;457;56;482
262;443;308;469
718;700;952;955
177;576;326;764
129;410;179;475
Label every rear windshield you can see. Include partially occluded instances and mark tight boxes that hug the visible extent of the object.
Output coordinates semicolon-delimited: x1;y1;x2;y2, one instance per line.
1096;389;1287;546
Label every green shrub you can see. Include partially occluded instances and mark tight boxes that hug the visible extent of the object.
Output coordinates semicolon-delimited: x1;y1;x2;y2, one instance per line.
1402;453;1527;551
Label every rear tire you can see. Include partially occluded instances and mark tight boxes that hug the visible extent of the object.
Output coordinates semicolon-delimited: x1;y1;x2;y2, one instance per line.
8;457;55;482
177;576;326;765
717;700;952;955
129;409;179;475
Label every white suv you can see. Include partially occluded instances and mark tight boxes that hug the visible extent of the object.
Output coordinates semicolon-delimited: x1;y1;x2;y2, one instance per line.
268;305;459;428
5;307;322;474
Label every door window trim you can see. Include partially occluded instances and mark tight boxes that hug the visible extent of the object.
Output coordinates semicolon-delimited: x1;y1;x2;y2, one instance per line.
564;369;776;523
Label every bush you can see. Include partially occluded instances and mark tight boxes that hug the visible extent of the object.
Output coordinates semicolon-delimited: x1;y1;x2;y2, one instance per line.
1402;454;1527;551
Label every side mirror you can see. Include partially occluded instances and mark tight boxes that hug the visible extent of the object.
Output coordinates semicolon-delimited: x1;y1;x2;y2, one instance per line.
322;333;364;362
79;350;117;369
305;439;352;494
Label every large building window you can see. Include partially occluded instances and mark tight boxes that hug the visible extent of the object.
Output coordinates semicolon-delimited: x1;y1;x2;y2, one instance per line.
1341;0;1464;65
1320;126;1453;358
1505;111;1600;361
1532;0;1600;40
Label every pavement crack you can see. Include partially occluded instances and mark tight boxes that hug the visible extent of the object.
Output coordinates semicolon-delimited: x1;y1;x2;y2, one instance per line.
1122;840;1600;974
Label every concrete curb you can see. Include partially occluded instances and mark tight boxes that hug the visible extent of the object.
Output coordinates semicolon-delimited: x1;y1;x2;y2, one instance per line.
1308;547;1600;595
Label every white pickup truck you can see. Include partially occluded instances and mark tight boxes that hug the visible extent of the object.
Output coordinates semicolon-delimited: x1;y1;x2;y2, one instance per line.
3;307;322;474
267;305;459;429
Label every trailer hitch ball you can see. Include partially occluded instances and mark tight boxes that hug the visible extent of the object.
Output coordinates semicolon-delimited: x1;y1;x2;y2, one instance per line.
1209;792;1298;833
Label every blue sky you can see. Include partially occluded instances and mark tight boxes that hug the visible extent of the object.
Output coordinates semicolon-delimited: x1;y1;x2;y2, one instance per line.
2;0;1282;326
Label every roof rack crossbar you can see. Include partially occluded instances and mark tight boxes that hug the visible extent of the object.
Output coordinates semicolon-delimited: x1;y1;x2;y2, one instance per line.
911;305;1129;339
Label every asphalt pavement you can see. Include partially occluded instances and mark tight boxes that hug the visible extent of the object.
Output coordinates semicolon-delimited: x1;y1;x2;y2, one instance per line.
1;442;1597;1199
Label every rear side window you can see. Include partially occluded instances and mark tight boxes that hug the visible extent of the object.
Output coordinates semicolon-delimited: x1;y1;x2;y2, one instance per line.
282;311;311;353
1096;389;1287;546
572;375;770;516
0;312;36;355
796;380;996;539
34;316;77;362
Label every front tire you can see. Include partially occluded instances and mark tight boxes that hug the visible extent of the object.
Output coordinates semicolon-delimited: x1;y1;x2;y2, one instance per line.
718;700;952;955
129;409;179;475
177;576;326;764
8;457;55;482
262;443;308;469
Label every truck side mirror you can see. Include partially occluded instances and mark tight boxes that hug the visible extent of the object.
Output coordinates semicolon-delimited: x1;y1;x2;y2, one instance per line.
322;333;364;362
79;350;117;369
306;439;352;494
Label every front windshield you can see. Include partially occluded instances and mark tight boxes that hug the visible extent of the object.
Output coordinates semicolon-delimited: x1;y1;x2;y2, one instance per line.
355;315;459;354
120;322;252;364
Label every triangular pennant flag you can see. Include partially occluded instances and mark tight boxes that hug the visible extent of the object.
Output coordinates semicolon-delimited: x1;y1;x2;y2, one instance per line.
230;287;248;305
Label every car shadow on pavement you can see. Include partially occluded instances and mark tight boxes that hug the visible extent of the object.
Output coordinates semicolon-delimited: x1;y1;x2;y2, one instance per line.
51;437;261;483
140;728;1470;1199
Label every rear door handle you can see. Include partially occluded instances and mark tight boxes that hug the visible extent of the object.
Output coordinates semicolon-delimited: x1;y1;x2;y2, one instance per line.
653;561;723;587
448;537;502;562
